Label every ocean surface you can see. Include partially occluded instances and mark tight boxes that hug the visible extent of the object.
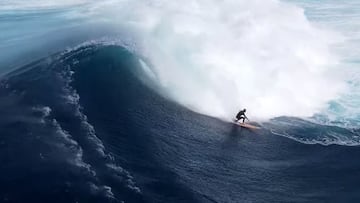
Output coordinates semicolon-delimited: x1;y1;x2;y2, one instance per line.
1;1;360;202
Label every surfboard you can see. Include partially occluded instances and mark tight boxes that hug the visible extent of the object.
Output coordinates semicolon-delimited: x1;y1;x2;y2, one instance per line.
234;122;260;130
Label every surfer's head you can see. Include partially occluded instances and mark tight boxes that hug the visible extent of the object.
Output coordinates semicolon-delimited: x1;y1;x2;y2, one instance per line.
243;108;246;112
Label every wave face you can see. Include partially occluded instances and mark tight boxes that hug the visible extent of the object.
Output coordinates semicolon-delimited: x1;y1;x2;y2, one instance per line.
1;1;360;202
1;45;360;203
0;46;143;202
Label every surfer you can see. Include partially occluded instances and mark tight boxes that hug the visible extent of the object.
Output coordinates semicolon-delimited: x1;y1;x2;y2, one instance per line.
235;108;248;123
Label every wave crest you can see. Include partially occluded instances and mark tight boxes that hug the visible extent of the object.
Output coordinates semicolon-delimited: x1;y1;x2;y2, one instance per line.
96;0;347;119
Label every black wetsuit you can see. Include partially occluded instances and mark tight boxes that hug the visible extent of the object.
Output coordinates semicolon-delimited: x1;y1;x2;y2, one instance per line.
236;110;247;123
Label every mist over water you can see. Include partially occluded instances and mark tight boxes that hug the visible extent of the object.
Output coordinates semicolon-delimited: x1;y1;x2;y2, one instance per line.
287;0;360;127
1;0;358;122
101;0;347;120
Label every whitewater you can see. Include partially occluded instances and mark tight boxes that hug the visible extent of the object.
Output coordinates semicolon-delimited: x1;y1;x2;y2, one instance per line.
0;0;359;127
1;0;358;124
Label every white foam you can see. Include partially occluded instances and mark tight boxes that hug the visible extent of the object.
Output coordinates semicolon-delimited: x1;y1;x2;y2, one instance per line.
270;129;360;146
1;0;357;122
286;0;360;127
51;118;95;171
90;0;347;120
106;163;141;193
88;182;115;199
32;106;52;123
264;117;360;146
57;64;141;193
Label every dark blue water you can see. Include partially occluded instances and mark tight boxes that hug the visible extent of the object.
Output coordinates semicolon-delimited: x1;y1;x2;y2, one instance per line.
1;45;360;203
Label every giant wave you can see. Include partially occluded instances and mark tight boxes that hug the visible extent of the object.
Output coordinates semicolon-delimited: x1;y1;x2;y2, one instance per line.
1;0;354;121
1;43;360;203
1;1;360;202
